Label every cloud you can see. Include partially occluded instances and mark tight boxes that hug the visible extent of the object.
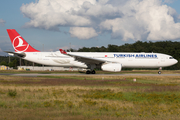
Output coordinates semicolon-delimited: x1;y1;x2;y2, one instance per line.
21;0;180;41
0;19;6;26
70;27;98;39
20;0;94;30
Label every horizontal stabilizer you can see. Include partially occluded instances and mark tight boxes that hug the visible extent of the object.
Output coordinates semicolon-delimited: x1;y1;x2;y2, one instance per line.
4;51;26;58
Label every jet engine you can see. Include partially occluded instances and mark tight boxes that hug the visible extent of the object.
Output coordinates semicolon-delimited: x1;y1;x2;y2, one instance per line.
101;63;122;72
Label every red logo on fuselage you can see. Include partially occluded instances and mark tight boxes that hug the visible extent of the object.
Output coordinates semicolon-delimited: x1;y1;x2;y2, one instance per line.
13;36;29;52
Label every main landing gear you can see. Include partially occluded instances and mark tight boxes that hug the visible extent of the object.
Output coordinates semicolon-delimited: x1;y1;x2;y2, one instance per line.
86;70;96;74
86;64;96;74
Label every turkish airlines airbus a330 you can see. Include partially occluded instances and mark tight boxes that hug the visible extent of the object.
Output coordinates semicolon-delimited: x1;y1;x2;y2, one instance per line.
5;29;178;74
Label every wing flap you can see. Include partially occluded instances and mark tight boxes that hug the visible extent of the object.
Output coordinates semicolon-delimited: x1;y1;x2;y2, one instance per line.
73;54;106;64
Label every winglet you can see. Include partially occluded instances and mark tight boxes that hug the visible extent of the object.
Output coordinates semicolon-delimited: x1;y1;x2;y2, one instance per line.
59;49;67;54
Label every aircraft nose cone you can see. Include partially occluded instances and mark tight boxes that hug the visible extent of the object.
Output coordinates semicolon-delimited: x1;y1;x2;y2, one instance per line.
175;59;178;64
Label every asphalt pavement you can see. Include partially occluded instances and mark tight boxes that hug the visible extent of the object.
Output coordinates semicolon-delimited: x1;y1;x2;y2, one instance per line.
0;73;180;77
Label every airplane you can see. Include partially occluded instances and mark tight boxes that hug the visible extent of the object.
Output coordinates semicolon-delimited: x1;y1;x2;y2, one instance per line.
5;29;178;74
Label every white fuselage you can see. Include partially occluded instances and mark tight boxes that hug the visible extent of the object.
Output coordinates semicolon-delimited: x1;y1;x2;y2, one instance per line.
23;51;178;69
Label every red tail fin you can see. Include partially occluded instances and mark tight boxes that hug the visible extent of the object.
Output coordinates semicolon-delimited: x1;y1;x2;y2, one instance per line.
7;29;40;52
59;49;67;54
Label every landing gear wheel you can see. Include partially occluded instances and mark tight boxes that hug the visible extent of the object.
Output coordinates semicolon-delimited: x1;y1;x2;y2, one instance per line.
158;71;161;74
86;70;91;74
91;70;96;74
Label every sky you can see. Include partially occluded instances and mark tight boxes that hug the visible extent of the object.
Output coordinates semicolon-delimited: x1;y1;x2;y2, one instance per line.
0;0;180;55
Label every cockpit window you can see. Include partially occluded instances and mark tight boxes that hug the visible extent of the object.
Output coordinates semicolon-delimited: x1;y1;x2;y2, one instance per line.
169;57;174;59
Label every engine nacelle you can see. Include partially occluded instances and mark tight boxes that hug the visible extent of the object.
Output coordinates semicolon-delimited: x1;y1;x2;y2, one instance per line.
101;63;122;72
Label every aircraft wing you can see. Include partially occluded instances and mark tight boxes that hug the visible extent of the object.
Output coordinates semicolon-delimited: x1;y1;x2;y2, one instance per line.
59;49;107;64
4;51;26;58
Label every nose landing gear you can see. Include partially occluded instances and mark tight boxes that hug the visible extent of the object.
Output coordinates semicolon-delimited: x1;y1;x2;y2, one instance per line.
158;67;162;75
158;71;161;74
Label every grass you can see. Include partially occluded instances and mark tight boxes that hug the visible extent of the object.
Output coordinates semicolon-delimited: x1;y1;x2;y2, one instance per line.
0;72;180;119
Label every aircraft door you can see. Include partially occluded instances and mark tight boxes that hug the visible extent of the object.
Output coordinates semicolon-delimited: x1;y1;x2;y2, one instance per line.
157;56;165;67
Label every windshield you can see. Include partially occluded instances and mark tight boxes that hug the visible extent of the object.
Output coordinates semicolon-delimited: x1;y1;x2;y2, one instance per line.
169;57;174;59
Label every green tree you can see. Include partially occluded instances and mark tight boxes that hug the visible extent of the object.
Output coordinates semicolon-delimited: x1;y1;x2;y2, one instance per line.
8;59;17;68
8;62;14;68
0;61;7;66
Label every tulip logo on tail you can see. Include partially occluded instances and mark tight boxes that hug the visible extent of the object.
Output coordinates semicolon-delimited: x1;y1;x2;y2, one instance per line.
13;36;29;52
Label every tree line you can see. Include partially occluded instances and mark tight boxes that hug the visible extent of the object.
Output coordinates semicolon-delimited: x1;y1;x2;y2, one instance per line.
0;41;180;70
77;41;180;70
0;56;41;68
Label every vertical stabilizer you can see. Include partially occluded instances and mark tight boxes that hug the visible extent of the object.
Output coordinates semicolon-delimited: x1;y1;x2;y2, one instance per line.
7;29;40;52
